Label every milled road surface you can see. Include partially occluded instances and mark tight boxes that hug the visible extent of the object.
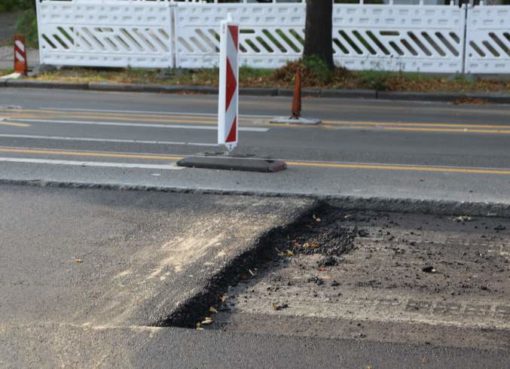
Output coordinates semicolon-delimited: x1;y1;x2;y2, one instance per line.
213;207;510;352
0;88;510;203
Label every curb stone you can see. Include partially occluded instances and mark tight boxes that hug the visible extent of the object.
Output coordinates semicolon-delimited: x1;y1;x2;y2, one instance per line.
320;89;376;99
1;178;510;218
6;79;88;90
1;79;510;104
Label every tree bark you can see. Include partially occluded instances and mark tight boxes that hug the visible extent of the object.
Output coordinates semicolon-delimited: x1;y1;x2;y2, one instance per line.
303;0;334;70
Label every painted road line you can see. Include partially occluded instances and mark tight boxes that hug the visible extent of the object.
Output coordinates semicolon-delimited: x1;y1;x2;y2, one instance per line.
288;160;510;176
0;134;219;147
322;125;510;135
6;108;510;131
6;119;269;132
372;127;510;134
0;147;183;161
13;113;220;125
8;111;267;126
15;108;510;130
8;113;218;126
1;146;510;176
36;105;510;118
0;118;30;128
36;107;276;119
9;113;264;127
11;112;510;134
322;120;510;130
0;157;184;170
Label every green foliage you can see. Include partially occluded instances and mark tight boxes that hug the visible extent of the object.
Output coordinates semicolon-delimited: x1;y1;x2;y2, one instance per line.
303;55;333;85
15;9;38;47
357;70;392;91
239;66;272;80
0;0;33;13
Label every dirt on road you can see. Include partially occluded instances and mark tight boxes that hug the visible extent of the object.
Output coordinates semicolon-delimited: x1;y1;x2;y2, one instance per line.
207;205;510;350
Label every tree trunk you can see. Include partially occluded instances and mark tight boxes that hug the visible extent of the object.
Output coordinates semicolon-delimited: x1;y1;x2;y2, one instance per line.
303;0;334;70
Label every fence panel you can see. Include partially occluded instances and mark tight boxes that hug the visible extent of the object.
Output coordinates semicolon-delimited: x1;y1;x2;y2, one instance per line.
175;4;305;69
465;5;510;74
174;3;465;73
331;4;465;73
36;1;510;74
37;0;174;68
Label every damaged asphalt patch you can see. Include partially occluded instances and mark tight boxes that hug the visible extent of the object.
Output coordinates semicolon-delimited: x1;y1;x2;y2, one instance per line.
2;184;510;367
208;205;510;350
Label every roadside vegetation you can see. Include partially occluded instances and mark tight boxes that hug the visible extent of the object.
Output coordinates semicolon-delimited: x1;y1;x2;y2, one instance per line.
0;0;37;47
31;61;510;94
0;0;32;13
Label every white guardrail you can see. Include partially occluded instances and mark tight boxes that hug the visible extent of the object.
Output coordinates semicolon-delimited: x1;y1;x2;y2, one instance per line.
35;0;510;74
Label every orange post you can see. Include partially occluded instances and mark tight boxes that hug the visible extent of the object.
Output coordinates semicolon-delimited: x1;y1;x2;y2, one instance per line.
291;68;302;119
13;35;28;76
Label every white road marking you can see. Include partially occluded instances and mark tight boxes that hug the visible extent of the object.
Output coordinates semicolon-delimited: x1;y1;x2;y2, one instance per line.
0;133;218;147
0;157;184;170
7;118;269;132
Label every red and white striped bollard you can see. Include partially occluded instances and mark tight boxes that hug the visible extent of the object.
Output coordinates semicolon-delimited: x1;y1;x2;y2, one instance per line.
14;35;28;76
217;16;239;153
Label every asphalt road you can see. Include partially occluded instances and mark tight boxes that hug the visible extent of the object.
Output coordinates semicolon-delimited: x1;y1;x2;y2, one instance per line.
0;187;508;369
3;324;509;369
1;88;510;368
0;185;310;327
0;87;510;203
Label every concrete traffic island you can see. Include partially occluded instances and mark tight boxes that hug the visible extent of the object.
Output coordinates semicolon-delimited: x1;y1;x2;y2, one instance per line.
177;152;287;173
270;116;321;126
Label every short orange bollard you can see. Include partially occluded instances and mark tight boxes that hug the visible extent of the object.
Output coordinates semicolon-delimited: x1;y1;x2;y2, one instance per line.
13;35;28;76
291;68;302;119
269;65;321;125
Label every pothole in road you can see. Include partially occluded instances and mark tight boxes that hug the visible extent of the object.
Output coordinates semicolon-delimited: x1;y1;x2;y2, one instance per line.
165;204;510;349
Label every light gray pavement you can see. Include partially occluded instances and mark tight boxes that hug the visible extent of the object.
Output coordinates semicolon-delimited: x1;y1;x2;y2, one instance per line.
2;324;509;369
0;47;38;71
0;184;312;328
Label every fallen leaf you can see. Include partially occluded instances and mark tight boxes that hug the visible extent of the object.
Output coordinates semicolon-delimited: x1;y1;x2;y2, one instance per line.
303;241;320;250
201;317;214;325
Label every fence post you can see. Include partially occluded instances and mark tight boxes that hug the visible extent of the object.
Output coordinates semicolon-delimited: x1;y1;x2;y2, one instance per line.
461;2;469;74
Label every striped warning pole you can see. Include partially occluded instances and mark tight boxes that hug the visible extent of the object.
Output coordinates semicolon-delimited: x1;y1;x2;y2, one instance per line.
13;35;28;76
217;16;239;153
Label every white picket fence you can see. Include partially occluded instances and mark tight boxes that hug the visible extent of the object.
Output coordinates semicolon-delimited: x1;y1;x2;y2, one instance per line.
36;0;510;74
